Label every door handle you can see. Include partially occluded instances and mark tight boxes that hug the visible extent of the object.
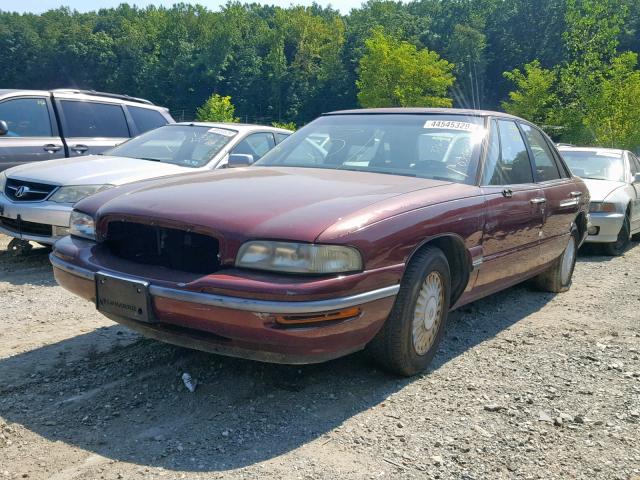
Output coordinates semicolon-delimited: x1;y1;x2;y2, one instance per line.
569;191;583;198
530;197;547;205
501;189;513;198
71;144;89;153
43;144;61;153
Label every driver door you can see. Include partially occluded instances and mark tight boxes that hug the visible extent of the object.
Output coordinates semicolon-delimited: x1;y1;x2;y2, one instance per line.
628;152;640;233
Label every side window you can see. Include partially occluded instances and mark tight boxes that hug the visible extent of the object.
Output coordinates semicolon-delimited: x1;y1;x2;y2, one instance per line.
60;101;130;138
483;120;533;185
482;120;501;184
0;98;52;137
628;153;639;175
129;106;169;134
520;124;562;181
232;132;276;160
275;133;289;144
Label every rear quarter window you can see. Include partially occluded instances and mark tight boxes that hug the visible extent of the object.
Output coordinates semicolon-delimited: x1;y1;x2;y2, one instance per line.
129;106;169;134
60;101;130;138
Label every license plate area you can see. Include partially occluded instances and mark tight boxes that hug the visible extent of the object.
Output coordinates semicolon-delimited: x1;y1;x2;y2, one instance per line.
96;272;154;323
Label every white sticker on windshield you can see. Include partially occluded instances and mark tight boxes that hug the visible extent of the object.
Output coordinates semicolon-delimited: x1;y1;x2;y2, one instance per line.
424;120;481;131
207;128;236;137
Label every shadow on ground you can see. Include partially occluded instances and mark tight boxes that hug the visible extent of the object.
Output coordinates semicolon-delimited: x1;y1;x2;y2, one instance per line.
0;245;56;287
0;277;559;472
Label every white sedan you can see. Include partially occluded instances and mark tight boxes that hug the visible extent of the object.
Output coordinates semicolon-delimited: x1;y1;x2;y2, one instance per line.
559;146;640;255
0;123;291;250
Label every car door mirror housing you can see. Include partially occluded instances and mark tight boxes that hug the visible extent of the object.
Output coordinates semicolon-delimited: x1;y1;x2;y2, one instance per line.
227;153;254;168
0;120;8;136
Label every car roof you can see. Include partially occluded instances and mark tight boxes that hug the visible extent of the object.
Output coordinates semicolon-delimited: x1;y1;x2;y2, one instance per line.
324;107;525;122
0;88;171;114
558;146;626;155
172;122;292;133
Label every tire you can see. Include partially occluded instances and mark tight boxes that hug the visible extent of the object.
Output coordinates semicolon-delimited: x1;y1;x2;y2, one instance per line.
533;230;578;293
366;246;451;377
603;214;630;256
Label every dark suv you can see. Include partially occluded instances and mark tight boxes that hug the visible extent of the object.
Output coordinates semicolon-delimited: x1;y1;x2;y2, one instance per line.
0;89;174;171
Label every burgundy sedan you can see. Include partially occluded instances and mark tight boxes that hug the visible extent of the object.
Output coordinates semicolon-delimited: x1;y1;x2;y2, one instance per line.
51;109;589;376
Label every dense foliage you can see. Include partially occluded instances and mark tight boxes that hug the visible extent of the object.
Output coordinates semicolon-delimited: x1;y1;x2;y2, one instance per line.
357;27;454;108
0;0;639;147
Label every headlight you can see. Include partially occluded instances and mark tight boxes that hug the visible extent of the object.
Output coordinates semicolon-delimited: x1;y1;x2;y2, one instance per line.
49;184;113;204
589;202;617;213
236;241;363;274
69;211;96;240
0;172;6;193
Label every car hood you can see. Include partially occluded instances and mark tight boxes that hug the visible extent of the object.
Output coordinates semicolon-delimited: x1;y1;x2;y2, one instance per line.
79;167;463;246
5;155;195;186
581;178;626;202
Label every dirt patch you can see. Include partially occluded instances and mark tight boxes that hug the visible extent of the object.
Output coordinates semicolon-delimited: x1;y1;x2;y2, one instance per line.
0;234;639;479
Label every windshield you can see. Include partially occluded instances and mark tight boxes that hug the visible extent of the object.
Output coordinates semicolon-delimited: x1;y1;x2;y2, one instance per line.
105;125;237;168
561;150;625;182
254;114;486;184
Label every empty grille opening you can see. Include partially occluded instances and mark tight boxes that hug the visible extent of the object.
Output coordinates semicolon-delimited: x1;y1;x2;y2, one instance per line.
105;221;220;275
5;178;57;201
0;216;53;237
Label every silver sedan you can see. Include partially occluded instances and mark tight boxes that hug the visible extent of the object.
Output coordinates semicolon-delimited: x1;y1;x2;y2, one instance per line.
0;123;291;251
559;146;640;255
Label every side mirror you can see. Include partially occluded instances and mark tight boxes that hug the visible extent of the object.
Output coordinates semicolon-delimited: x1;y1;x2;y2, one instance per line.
227;153;254;168
0;121;8;136
634;173;640;183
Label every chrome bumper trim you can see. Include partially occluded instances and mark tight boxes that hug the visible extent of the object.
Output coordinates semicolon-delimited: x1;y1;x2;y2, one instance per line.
50;253;95;280
50;254;400;314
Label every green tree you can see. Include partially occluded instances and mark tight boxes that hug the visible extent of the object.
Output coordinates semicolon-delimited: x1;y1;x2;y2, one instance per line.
582;52;640;149
271;121;297;131
356;28;455;108
502;60;558;126
196;94;239;123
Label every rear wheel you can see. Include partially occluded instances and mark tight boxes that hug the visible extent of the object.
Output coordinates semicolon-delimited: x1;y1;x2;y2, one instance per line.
367;246;450;376
603;214;630;256
533;231;578;293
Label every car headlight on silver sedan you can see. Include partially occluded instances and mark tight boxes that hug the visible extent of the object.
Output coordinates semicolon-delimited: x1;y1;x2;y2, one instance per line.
49;184;114;204
236;241;363;274
69;210;96;241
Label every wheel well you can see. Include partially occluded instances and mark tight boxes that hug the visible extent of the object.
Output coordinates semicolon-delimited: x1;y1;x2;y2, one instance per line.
409;235;470;305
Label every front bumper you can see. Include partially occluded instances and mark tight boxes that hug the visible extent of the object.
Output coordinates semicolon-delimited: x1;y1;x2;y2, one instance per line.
50;244;401;364
585;212;625;243
0;194;72;244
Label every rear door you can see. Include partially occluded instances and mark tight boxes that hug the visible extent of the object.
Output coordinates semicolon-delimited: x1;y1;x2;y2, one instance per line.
55;98;130;157
475;119;545;292
0;96;64;170
520;123;578;265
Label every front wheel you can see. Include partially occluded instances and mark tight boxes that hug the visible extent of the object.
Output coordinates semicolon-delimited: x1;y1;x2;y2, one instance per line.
366;246;451;376
603;214;630;256
533;231;578;293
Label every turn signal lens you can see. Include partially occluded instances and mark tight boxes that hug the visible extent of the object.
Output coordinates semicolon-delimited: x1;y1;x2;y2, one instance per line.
275;307;361;325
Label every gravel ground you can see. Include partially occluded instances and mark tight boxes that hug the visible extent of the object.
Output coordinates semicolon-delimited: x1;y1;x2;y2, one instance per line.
0;233;639;480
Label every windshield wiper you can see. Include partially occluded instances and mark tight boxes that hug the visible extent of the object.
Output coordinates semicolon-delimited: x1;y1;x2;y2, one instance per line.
136;157;163;163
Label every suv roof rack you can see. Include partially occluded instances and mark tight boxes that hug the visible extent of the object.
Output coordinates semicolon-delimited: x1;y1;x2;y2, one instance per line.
51;89;154;105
